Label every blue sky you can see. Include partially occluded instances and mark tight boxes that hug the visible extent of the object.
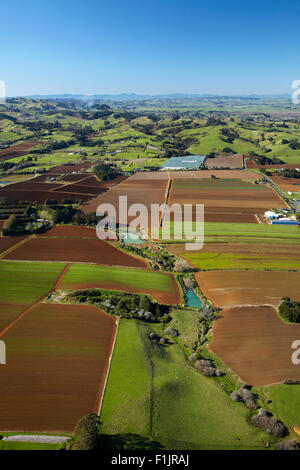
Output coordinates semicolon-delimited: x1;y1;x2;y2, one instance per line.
1;0;299;96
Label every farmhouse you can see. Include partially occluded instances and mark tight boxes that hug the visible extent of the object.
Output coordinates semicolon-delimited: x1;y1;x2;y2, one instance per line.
161;155;206;170
264;210;279;220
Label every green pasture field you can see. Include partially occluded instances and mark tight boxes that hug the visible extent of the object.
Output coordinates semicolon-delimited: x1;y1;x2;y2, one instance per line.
0;261;65;305
0;441;60;450
182;251;300;271
154;221;300;245
100;316;269;450
60;263;176;295
259;384;300;436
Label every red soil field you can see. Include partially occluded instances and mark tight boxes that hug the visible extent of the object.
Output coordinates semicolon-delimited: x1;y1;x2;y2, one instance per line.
0;142;42;162
4;237;148;268
3;181;62;192
209;306;300;386
0;303;117;432
47;162;93;173
167;178;286;224
0;189;92;203
0;235;26;256
52;183;106;196
269;174;300;192
79;178;169;228
128;170;257;180
168;242;300;260
246;160;300;170
40;225;98;238
204;154;244;169
195;270;300;308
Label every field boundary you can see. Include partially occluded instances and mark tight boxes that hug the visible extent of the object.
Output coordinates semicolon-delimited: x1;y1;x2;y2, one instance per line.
97;317;119;416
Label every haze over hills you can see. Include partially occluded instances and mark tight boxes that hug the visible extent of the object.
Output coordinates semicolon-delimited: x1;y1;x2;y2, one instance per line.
25;93;291;101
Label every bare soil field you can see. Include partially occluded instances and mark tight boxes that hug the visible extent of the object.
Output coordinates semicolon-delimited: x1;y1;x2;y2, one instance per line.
209;306;300;386
0;175;112;203
196;270;300;308
40;225;98;238
79;178;169;227
0;303;117;432
128;170;257;180
246;160;300;170
167;178;285;224
0;142;42;162
47;162;93;173
4;237;148;268
0;189;93;203
269;175;300;192
204;154;244;169
0;236;26;256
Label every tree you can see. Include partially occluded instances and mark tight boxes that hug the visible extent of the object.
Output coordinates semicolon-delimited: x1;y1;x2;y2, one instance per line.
174;259;191;272
69;413;100;450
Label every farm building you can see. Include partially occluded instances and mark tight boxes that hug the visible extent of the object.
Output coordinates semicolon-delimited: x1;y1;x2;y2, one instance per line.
271;218;298;225
161;155;206;170
264;211;279;220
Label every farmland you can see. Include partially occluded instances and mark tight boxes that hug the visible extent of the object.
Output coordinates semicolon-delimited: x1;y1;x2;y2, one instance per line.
168;242;300;271
195;270;300;308
0;96;300;449
0;303;117;432
100;318;268;450
0;261;65;332
59;263;181;305
0;173;119;204
167;177;285;224
79;176;169;225
209;306;300;386
204;154;244;169
3;237;148;268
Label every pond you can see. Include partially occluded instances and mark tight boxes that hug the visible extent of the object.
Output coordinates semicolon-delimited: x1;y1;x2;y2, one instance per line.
185;288;202;308
120;232;144;244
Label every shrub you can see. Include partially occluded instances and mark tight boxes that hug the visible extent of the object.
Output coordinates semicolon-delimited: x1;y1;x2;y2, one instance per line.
275;439;300;450
174;259;191;273
279;299;300;323
164;326;179;337
69;413;100;450
251;409;288;438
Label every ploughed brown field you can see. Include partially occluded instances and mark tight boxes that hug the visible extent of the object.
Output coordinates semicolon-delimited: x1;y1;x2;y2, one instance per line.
80;177;169;227
127;169;257;180
209;306;300;386
269;174;300;192
40;225;98;238
46;162;93;173
0;189;93;203
0;174;116;203
0;303;117;432
166;178;286;224
3;237;148;268
204;154;244;169
0;236;26;256
195;270;300;308
0;142;42;162
246;160;300;170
